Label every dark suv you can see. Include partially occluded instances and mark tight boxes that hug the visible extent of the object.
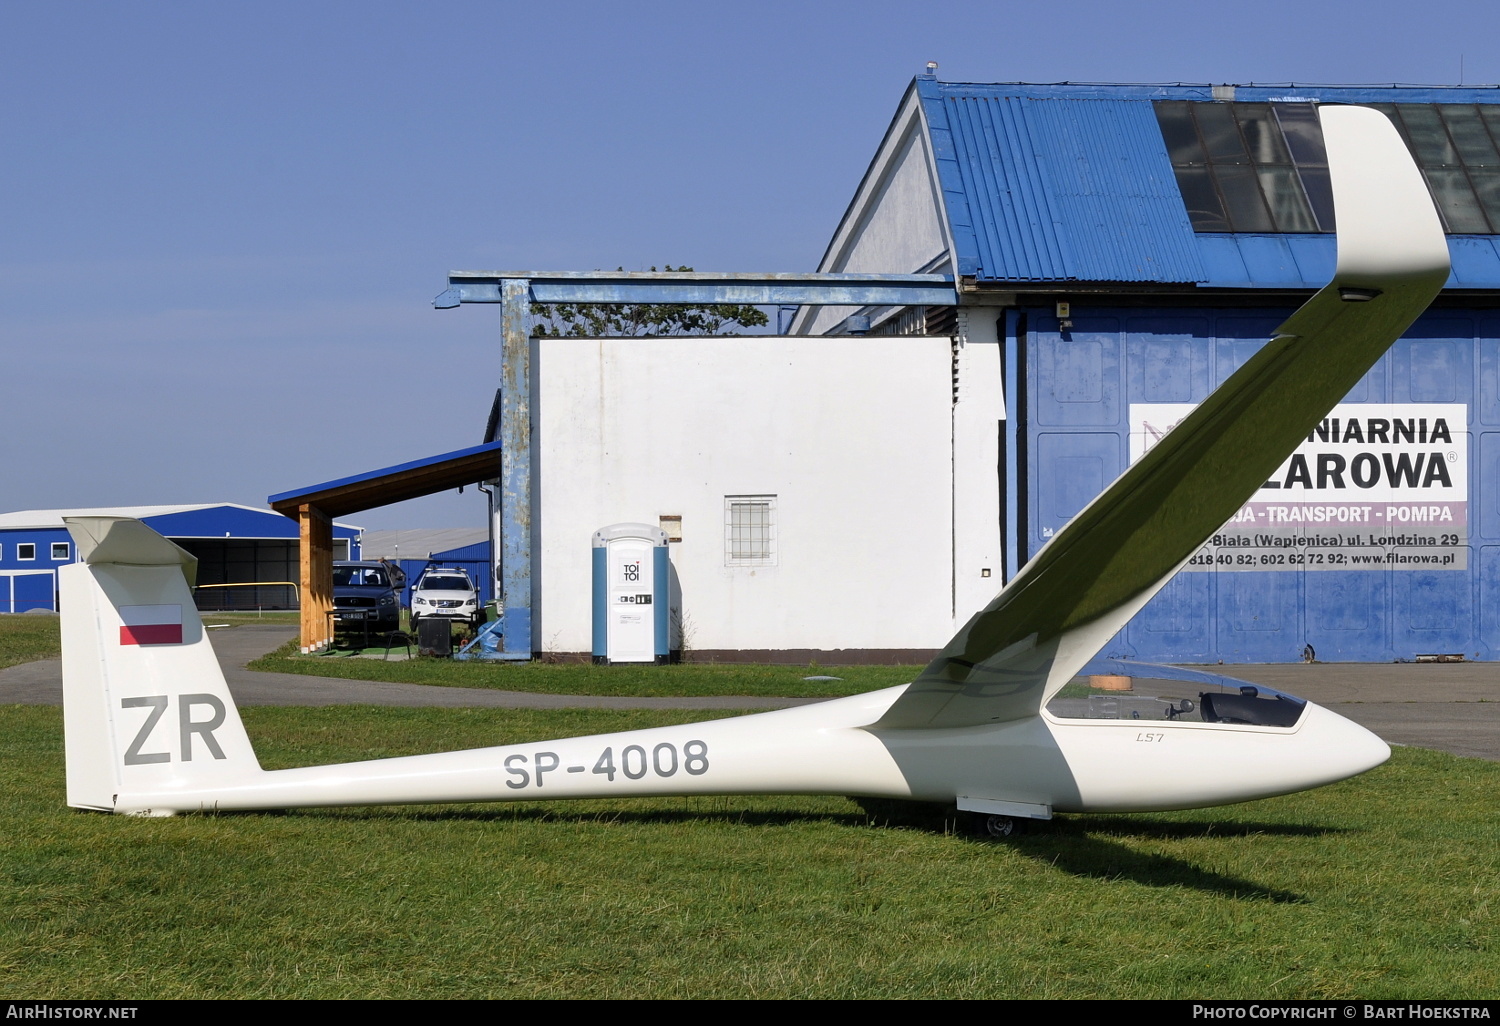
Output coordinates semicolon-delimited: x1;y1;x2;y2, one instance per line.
332;561;401;635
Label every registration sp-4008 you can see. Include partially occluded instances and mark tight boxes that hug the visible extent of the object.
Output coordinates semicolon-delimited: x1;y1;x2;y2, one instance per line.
503;740;710;789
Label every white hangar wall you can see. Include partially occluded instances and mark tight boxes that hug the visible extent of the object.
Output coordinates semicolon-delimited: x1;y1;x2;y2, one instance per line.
535;334;1003;657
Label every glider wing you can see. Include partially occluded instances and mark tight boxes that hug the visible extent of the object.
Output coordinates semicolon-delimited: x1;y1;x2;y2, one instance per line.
873;105;1450;730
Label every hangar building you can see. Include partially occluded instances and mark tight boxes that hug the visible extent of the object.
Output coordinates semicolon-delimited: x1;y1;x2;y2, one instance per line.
361;528;492;608
788;76;1500;663
0;504;361;613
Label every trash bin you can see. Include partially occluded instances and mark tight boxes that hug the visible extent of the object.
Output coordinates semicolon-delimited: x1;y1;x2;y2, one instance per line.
418;617;452;657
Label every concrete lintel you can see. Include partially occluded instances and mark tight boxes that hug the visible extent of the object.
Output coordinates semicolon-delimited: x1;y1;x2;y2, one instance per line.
959;292;1019;307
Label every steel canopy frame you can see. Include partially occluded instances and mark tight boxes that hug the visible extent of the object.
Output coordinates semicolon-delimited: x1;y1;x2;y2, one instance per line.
434;270;959;660
434;270;958;309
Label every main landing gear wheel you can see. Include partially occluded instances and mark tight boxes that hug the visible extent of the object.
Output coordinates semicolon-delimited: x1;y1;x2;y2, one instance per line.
976;813;1022;838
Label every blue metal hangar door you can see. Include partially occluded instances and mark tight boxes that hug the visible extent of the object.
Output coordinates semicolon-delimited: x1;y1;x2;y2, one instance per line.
1021;305;1492;664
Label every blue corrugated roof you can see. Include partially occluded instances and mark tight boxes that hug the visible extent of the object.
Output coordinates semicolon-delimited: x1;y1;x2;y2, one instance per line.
144;505;359;540
268;441;502;519
268;442;502;506
918;81;1206;283
923;82;1500;104
1196;234;1500;289
912;80;1500;288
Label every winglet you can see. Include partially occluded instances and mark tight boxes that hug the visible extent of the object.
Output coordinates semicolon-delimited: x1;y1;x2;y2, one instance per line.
1323;105;1450;286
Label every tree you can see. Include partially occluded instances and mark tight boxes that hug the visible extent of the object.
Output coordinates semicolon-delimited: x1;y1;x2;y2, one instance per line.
530;266;769;337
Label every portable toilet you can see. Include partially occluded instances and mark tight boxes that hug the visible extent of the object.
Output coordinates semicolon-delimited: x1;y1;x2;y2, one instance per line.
592;523;669;665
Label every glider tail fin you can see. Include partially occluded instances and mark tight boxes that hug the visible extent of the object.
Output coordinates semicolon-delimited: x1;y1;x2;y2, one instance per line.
61;517;261;814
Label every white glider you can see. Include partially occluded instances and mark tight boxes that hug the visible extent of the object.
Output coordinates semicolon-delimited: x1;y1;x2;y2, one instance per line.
60;106;1449;828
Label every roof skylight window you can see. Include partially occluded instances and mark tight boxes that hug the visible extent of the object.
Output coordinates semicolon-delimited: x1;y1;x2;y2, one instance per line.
1154;101;1330;233
1156;100;1500;235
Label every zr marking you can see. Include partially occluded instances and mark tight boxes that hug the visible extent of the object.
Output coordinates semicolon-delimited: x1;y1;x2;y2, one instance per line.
120;694;229;765
121;696;170;765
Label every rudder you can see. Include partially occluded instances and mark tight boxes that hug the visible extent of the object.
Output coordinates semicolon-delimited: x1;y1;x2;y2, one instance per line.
61;517;262;814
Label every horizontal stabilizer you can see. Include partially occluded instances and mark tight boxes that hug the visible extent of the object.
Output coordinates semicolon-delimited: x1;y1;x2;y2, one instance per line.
64;515;198;587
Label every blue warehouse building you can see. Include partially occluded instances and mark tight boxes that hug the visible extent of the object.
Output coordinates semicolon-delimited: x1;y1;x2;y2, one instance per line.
359;528;495;609
0;504;361;613
795;75;1500;663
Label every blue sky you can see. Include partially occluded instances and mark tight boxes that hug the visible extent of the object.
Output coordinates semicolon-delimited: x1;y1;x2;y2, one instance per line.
4;0;1498;529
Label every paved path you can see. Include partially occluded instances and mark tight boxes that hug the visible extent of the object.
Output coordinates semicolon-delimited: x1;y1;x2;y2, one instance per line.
0;624;813;712
3;624;1495;760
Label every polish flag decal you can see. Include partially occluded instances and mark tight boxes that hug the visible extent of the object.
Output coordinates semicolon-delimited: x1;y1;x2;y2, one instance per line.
119;604;184;646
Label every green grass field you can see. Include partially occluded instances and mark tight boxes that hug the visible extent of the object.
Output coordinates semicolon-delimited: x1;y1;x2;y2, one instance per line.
0;614;914;698
250;638;918;698
2;704;1496;999
0;612;294;673
0;614;59;671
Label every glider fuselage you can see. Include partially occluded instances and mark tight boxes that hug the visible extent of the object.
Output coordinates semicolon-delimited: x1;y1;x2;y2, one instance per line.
87;673;1387;818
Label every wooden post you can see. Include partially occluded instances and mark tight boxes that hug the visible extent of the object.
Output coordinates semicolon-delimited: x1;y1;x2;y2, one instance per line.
298;503;333;653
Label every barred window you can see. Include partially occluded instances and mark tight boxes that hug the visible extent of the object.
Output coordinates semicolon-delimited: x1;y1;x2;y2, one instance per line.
725;495;776;566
